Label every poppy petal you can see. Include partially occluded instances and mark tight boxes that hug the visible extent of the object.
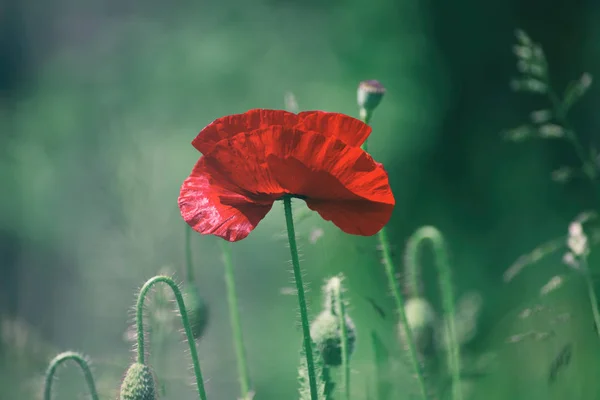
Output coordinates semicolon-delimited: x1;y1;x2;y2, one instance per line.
201;131;286;196
304;199;395;236
192;109;299;154
296;111;372;147
255;128;394;235
178;158;279;242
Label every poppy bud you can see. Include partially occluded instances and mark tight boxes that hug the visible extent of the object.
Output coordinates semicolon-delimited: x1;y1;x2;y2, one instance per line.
182;283;209;340
119;363;156;400
398;297;437;354
310;310;356;366
357;80;386;118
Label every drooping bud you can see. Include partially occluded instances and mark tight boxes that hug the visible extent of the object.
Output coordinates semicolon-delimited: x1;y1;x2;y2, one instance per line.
357;80;386;121
182;283;209;340
119;363;156;400
398;297;437;355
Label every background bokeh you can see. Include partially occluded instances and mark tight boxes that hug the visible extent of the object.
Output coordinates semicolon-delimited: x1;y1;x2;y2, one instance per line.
1;0;600;398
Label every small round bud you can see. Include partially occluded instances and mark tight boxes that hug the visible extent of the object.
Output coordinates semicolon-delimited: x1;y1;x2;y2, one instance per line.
310;310;356;366
182;284;209;340
398;297;437;354
357;80;386;114
405;297;437;330
119;363;156;400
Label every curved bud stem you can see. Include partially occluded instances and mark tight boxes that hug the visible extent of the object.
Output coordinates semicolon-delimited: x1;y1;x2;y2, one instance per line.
359;111;429;400
43;351;99;400
136;275;208;400
283;195;319;400
377;227;430;400
404;226;462;400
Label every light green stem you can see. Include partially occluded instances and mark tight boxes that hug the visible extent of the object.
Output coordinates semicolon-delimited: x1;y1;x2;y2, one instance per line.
43;351;99;400
582;256;600;338
331;277;351;400
284;195;319;400
136;275;208;400
185;224;195;282
220;240;252;398
404;226;462;400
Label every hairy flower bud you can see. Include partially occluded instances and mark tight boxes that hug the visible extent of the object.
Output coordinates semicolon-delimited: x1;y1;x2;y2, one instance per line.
119;363;156;400
310;310;356;366
182;283;209;340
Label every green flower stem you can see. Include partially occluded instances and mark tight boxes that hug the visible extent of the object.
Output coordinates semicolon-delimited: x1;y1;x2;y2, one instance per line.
404;226;462;400
185;224;195;282
377;227;430;400
283;195;319;400
43;351;99;400
331;278;351;400
219;240;252;399
582;256;600;338
136;275;208;400
360;112;429;400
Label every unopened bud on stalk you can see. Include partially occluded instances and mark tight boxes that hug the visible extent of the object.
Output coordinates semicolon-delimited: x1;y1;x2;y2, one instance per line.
310;310;356;366
182;283;209;340
119;363;156;400
311;276;357;367
398;297;437;354
357;80;386;121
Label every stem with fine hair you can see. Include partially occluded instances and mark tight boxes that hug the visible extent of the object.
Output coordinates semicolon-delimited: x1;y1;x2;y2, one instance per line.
378;227;430;400
43;351;99;400
404;226;462;400
136;275;208;400
360;114;429;400
185;224;195;282
283;195;319;400
219;240;252;399
331;278;351;400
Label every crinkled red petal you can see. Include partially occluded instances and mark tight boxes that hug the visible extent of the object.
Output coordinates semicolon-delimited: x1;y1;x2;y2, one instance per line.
192;109;371;154
178;157;282;242
192;109;299;154
296;111;372;147
263;129;394;235
204;126;394;236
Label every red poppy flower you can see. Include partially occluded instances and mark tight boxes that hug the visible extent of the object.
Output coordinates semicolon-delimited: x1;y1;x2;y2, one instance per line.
178;109;395;242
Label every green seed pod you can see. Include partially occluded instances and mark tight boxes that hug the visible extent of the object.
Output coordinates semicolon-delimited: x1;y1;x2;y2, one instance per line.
182;283;209;340
119;363;156;400
310;310;356;366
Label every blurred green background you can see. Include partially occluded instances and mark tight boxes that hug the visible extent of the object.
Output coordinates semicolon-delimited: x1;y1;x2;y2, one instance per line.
1;0;600;398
